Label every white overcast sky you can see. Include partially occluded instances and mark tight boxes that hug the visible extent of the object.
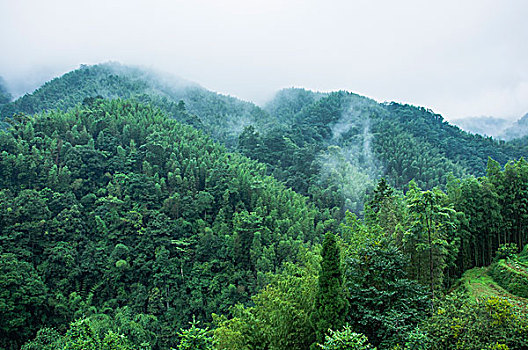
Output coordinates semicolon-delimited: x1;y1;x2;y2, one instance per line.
1;0;527;120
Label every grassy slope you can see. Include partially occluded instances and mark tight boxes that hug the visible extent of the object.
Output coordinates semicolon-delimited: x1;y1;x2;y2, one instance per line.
458;266;528;310
489;259;528;298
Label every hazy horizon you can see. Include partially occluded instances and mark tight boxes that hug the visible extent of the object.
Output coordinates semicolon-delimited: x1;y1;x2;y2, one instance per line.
2;0;527;121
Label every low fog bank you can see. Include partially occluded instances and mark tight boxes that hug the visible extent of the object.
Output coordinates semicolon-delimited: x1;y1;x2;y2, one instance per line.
5;61;528;144
1;64;81;99
317;100;385;214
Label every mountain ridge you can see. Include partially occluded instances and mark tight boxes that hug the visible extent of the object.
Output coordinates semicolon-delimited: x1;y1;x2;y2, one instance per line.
2;63;526;216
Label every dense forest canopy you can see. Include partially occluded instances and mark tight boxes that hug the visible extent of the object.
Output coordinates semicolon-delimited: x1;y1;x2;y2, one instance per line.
1;64;528;349
240;91;526;216
0;63;274;148
3;63;526;219
0;99;333;349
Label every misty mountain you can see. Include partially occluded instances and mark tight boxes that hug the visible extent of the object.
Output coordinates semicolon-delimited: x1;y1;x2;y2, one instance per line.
499;113;528;141
451;114;528;141
239;90;526;214
263;88;327;124
450;116;512;138
0;76;12;105
2;63;526;216
2;63;528;349
0;63;274;147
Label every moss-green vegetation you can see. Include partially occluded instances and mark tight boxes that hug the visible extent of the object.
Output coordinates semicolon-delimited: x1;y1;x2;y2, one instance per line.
418;264;528;349
458;267;528;305
416;294;528;350
490;259;528;299
519;244;528;263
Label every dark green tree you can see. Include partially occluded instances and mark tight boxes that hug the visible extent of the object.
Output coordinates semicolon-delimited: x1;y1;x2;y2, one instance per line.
0;253;48;349
404;182;458;311
21;328;63;350
310;232;348;348
346;241;429;348
232;210;262;271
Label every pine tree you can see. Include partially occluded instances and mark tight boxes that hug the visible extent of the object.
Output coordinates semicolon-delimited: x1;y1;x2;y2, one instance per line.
176;317;214;350
310;232;348;349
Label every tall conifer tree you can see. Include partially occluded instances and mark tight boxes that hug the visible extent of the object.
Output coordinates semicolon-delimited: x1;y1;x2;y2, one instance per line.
311;232;348;349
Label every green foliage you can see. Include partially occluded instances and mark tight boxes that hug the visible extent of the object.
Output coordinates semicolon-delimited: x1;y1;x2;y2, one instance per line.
23;318;134;350
21;328;63;350
487;158;528;260
366;178;393;216
0;99;327;348
311;233;348;347
0;253;47;349
489;259;528;298
22;308;158;349
520;244;528;263
457;267;524;302
213;306;263;350
176;317;214;350
401;327;432;350
495;243;519;260
416;293;528;349
364;178;405;240
345;241;429;348
338;211;379;259
445;158;528;280
403;182;459;305
62;319;103;350
318;325;373;350
447;174;502;272
213;256;319;350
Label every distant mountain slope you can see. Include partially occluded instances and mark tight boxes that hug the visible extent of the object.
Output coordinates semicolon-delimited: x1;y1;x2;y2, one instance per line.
0;63;273;147
500;113;528;141
240;91;527;214
450;116;512;138
0;76;11;105
451;114;528;141
381;103;523;177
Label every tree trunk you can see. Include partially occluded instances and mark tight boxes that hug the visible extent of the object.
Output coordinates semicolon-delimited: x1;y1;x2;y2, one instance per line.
427;212;434;313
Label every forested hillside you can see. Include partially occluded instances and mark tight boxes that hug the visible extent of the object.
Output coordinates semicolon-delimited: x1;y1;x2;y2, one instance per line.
3;64;526;218
241;91;526;215
2;65;528;349
0;99;334;349
0;63;273;148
